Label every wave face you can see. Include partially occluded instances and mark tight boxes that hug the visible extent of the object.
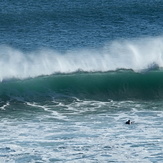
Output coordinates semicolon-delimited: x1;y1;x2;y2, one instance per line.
1;37;163;101
0;37;163;81
1;70;163;102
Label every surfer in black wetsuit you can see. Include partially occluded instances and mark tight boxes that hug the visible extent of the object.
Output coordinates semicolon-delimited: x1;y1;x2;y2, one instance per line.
125;120;133;124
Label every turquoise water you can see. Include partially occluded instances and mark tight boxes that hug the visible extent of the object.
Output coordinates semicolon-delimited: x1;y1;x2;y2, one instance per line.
0;0;163;162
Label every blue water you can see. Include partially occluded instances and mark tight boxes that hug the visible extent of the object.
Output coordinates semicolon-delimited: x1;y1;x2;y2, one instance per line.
0;0;163;162
1;0;163;51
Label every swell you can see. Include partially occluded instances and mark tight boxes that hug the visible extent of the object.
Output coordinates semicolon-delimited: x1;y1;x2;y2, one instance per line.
1;70;163;102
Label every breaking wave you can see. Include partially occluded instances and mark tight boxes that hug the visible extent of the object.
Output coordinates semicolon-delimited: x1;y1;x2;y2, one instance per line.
1;70;163;101
0;36;163;81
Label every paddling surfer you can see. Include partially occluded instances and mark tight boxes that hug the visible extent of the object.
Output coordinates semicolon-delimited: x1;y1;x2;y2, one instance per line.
125;120;133;124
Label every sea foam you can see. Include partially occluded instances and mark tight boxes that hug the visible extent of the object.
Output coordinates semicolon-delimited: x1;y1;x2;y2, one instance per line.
0;36;163;80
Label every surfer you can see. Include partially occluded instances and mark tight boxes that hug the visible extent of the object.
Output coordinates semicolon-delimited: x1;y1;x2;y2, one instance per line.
125;120;133;124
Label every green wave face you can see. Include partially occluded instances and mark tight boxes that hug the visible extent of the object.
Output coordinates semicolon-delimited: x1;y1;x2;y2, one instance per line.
1;70;163;102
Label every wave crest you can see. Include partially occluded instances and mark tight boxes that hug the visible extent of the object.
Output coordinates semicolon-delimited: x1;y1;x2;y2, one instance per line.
0;36;163;80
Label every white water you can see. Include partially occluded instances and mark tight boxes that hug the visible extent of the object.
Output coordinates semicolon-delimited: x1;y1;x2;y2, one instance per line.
0;36;163;80
0;100;163;162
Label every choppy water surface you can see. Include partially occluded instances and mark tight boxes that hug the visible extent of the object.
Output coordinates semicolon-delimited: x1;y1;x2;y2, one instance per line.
0;100;163;162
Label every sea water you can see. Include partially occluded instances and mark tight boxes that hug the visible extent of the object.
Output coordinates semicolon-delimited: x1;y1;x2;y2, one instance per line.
0;0;163;162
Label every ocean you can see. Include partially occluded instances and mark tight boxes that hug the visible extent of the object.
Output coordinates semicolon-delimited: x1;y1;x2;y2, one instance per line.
0;0;163;162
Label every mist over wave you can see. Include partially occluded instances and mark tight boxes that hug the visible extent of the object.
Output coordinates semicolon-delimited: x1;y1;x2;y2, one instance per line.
0;36;163;81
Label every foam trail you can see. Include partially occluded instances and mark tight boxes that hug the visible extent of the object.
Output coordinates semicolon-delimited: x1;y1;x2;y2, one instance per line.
0;36;163;81
0;102;10;110
26;102;67;120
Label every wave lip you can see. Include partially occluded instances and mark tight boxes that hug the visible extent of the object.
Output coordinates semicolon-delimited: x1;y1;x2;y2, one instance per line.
0;36;163;81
